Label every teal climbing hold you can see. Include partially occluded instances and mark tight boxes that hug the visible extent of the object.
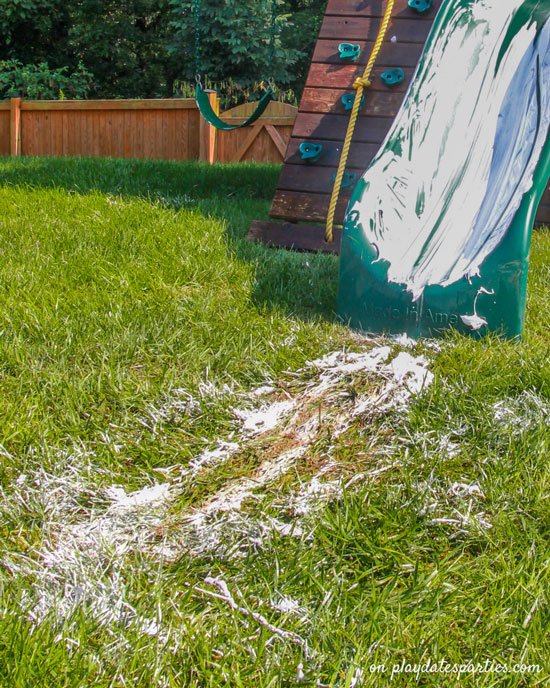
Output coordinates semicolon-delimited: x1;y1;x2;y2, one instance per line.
299;142;323;161
332;171;356;188
408;0;432;11
338;43;361;61
341;93;365;111
381;68;405;86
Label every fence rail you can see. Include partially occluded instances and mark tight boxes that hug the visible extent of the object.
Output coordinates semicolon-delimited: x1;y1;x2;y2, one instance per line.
0;96;297;164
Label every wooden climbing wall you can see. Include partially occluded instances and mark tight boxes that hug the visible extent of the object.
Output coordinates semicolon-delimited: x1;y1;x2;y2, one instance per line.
249;0;550;252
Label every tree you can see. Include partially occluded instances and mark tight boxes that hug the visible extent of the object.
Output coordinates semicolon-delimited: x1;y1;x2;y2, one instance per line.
0;0;70;66
0;0;178;98
0;0;327;100
67;0;178;98
169;0;326;96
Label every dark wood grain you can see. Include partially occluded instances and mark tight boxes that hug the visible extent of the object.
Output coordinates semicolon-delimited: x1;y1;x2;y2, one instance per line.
247;221;341;253
312;38;425;66
270;190;348;224
291;112;394;143
304;64;414;92
300;85;408;115
320;16;435;41
278;163;360;196
284;137;379;168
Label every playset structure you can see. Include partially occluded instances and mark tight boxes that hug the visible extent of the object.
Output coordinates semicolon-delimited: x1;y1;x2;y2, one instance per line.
246;0;550;338
247;0;550;249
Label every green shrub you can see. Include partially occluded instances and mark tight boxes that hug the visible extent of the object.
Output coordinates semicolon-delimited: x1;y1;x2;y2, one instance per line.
0;59;93;100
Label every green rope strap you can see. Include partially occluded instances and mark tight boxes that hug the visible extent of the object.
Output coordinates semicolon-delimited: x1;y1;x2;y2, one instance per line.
195;85;273;131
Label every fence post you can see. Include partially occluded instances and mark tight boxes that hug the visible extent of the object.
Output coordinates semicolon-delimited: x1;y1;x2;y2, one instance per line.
199;90;218;164
10;97;21;156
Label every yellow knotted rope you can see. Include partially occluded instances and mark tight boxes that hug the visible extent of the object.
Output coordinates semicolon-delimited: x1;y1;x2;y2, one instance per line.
325;0;395;243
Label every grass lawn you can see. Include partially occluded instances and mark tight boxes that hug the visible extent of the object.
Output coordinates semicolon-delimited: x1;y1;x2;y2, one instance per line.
0;156;550;687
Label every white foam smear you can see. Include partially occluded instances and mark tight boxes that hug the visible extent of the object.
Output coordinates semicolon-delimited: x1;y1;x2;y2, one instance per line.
194;447;306;517
460;287;495;330
384;351;434;395
391;333;417;348
232;400;295;436
350;0;550;299
18;474;174;629
8;343;435;636
307;346;392;393
106;483;171;509
187;440;241;476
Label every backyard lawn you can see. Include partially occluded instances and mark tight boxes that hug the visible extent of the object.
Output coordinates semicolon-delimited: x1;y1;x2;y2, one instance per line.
1;157;550;687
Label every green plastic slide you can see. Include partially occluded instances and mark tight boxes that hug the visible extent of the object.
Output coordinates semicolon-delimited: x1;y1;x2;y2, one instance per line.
337;0;550;338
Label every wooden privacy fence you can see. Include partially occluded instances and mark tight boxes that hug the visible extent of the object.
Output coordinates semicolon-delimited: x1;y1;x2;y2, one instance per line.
0;96;297;164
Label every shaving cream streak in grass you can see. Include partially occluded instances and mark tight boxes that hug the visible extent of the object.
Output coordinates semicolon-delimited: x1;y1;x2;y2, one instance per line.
351;0;550;299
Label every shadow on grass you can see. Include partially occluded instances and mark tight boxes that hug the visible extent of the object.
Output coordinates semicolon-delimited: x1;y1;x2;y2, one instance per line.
0;155;340;323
